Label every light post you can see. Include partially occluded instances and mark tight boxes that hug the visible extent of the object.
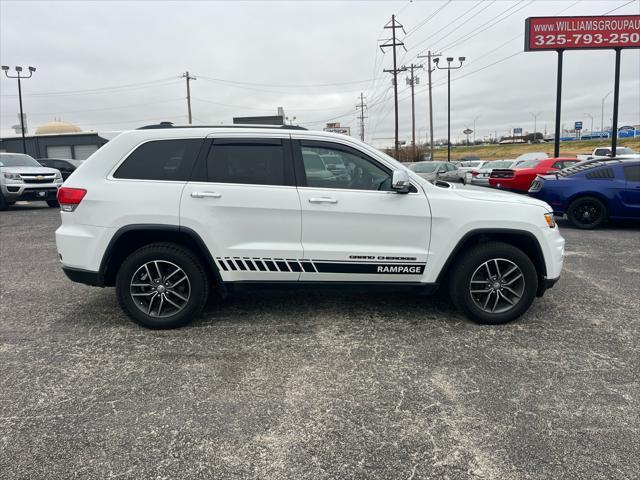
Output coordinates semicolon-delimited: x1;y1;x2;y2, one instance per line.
529;111;541;142
584;113;594;138
473;115;480;144
433;56;464;162
601;91;612;136
2;65;36;154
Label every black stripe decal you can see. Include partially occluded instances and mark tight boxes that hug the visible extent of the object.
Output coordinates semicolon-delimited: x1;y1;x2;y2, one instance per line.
313;263;425;275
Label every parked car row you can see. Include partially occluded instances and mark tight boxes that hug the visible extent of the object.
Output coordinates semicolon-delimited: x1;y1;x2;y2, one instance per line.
0;153;81;210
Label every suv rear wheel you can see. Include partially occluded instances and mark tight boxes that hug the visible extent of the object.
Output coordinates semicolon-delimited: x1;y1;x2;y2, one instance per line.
116;242;209;329
449;242;538;324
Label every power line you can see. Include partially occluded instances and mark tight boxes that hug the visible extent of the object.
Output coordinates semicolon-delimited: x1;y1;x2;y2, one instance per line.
0;77;178;97
198;75;377;89
435;0;533;53
404;0;453;38
603;0;638;15
0;98;183;118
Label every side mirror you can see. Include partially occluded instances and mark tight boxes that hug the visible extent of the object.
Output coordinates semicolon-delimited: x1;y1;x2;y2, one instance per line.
391;169;411;193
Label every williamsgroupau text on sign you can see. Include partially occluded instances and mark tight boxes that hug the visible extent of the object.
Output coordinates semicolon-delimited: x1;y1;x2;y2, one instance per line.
525;15;640;51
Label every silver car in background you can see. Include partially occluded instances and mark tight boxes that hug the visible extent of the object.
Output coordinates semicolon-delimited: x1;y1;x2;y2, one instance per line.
455;160;489;184
470;159;517;186
408;161;464;183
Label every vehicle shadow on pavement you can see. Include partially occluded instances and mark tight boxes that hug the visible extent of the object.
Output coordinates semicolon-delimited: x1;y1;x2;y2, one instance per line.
56;287;469;331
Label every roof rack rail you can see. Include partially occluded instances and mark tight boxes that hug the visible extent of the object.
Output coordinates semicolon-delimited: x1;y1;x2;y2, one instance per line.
137;122;307;131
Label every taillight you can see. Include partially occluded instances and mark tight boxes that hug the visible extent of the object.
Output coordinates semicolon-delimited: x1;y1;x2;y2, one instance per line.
57;187;86;212
471;171;478;177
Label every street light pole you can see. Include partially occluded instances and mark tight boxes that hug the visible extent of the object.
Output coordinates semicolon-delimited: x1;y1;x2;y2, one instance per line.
601;91;612;136
473;115;480;144
433;56;464;162
2;65;36;154
584;113;594;138
529;111;541;142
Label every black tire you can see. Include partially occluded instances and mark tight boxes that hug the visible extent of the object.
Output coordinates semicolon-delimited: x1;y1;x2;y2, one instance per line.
0;193;7;211
567;196;607;229
46;199;60;208
459;177;466;185
116;242;209;329
448;241;538;325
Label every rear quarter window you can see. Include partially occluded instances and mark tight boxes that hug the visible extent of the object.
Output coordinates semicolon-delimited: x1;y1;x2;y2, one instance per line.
114;139;202;181
623;165;640;182
585;167;615;179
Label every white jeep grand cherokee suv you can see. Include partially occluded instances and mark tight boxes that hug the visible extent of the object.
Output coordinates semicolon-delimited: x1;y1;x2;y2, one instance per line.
55;124;564;329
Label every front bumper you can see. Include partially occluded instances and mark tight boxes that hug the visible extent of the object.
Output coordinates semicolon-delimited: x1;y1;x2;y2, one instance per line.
1;181;62;201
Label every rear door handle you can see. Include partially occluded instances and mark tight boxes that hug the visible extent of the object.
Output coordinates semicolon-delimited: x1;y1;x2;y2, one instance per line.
191;191;221;198
308;197;338;204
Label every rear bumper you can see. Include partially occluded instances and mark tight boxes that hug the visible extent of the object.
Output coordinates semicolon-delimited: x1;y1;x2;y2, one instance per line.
62;266;104;287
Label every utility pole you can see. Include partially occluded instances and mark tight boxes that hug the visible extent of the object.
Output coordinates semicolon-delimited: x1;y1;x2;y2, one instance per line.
418;51;441;159
380;15;406;156
404;63;422;160
2;65;36;154
356;93;367;142
433;56;465;162
181;71;196;124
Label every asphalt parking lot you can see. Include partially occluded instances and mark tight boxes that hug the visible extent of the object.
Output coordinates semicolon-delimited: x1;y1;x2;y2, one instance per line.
1;204;638;480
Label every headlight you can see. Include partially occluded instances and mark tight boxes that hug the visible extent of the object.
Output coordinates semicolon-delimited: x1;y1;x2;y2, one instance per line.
54;171;62;179
544;212;556;228
3;172;22;180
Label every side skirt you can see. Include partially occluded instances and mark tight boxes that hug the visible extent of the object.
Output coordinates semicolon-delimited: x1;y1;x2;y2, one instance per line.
224;281;439;296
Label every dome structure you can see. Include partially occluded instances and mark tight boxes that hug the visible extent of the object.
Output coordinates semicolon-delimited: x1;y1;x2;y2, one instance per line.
35;121;82;135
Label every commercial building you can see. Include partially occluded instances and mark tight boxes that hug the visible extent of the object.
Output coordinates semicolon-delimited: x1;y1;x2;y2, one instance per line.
0;121;108;160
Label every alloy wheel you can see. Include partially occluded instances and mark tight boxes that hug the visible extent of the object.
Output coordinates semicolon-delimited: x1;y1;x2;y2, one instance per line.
129;260;191;318
469;258;525;314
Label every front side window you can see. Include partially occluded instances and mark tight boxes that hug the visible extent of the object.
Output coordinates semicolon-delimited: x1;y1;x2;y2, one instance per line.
114;139;202;181
300;142;391;191
207;140;285;186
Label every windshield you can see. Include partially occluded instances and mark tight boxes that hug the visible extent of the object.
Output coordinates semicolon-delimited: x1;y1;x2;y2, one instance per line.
617;147;636;155
485;160;513;169
409;162;438;173
0;154;42;167
516;152;548;161
518;159;541;168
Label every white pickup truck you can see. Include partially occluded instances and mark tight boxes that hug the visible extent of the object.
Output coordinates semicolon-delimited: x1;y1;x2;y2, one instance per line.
577;146;639;161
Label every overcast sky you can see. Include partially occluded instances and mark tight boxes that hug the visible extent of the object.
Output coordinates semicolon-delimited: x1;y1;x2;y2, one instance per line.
1;0;639;147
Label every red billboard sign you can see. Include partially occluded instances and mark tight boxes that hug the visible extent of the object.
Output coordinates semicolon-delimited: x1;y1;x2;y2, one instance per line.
525;15;640;51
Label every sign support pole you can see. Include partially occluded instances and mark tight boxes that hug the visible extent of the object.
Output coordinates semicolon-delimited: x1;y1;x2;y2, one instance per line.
553;49;563;158
611;48;621;157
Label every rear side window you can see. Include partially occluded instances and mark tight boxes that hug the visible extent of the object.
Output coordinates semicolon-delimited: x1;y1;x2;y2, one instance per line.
624;165;640;181
114;139;202;181
586;167;615;179
207;140;286;186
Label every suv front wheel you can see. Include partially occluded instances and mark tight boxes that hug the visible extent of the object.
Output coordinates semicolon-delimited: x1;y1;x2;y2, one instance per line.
449;242;538;324
116;243;209;329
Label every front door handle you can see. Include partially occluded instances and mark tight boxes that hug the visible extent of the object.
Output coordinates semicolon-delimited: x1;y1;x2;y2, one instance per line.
191;191;221;199
308;197;338;204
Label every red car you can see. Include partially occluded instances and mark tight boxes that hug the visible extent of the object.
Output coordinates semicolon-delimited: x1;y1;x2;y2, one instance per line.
489;157;580;192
